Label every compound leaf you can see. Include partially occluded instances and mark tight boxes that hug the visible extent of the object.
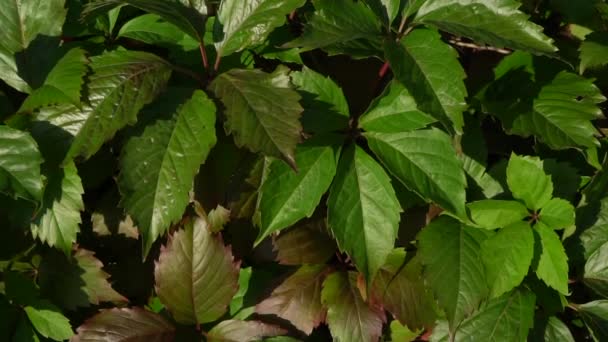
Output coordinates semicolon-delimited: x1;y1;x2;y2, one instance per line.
535;222;569;295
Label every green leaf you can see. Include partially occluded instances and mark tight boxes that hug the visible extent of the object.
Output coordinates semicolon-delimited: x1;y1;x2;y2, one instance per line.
432;289;536;342
327;144;402;281
371;250;437;330
32;50;172;164
506;154;553;210
20;48;89;110
0;0;67;92
207;320;286;342
384;29;467;133
117;14;186;45
418;216;488;329
539;198;575;230
468;200;529;229
209;67;303;169
230;267;252;315
578;198;608;260
154;216;240;324
364;0;402;25
585;241;608;298
390;320;420;342
214;0;306;57
544;316;575;342
365;128;467;218
0;126;44;201
580;32;608;73
256;138;339;243
84;0;208;43
14;317;39;342
535;222;569;295
284;0;383;56
31;162;84;254
272;218;336;265
322;271;386;342
514;72;605;150
118;89;216;256
256;265;327;334
24;300;73;341
413;0;556;54
359;81;436;133
481;222;534;298
579;300;608;341
72;307;175;341
290;66;349;134
38;248;127;310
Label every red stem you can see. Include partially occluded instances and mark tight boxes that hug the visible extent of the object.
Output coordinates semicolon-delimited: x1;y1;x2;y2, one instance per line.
199;43;209;70
378;61;390;78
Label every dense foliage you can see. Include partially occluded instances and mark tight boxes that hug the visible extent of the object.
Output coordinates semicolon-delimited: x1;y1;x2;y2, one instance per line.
1;0;608;341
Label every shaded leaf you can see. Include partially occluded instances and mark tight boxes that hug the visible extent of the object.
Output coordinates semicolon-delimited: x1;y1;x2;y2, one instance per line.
14;317;39;342
579;300;608;341
585;241;608;298
577;197;608;260
256;265;327;334
413;0;556;54
154;216;240;324
544;316;575;342
24;300;73;341
366;128;467;218
0;126;44;201
539;198;575;230
230;267;252;315
418;216;488;329
273;219;337;265
580;32;608;73
390;320;420;342
322;271;385;342
468;200;529;229
207;320;286;342
209;67;303;169
31;162;84;254
39;248;127;310
384;29;467;133
506;154;553;210
327;144;401;281
119;89;216;256
72;307;174;341
208;205;231;233
359;81;436;133
371;250;437;330
481;222;534;298
535;222;569;295
256;138;340;243
117;14;185;45
214;0;306;57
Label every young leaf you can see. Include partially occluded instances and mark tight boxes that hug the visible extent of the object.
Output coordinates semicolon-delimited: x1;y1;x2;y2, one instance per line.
468;200;529;229
284;0;383;53
256;139;340;243
506;154;553;210
24;300;73;341
322;272;386;342
290;67;349;134
371;250;437;330
481;222;534;298
359;81;436;133
214;0;306;57
31;162;84;254
578;300;608;341
413;0;556;54
327;144;402;282
365;128;467;218
117;14;186;45
544;316;575;342
84;0;208;43
256;265;327;334
432;289;536;342
72;307;175;341
0;126;44;201
580;32;608;73
0;0;66;92
119;89;216;256
207;320;286;342
154;216;240;325
584;241;608;298
38;248;127;310
539;198;575;230
32;50;172;163
384;29;467;134
418;216;488;329
524;72;605;150
273;218;336;265
535;222;569;295
209;67;303;169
